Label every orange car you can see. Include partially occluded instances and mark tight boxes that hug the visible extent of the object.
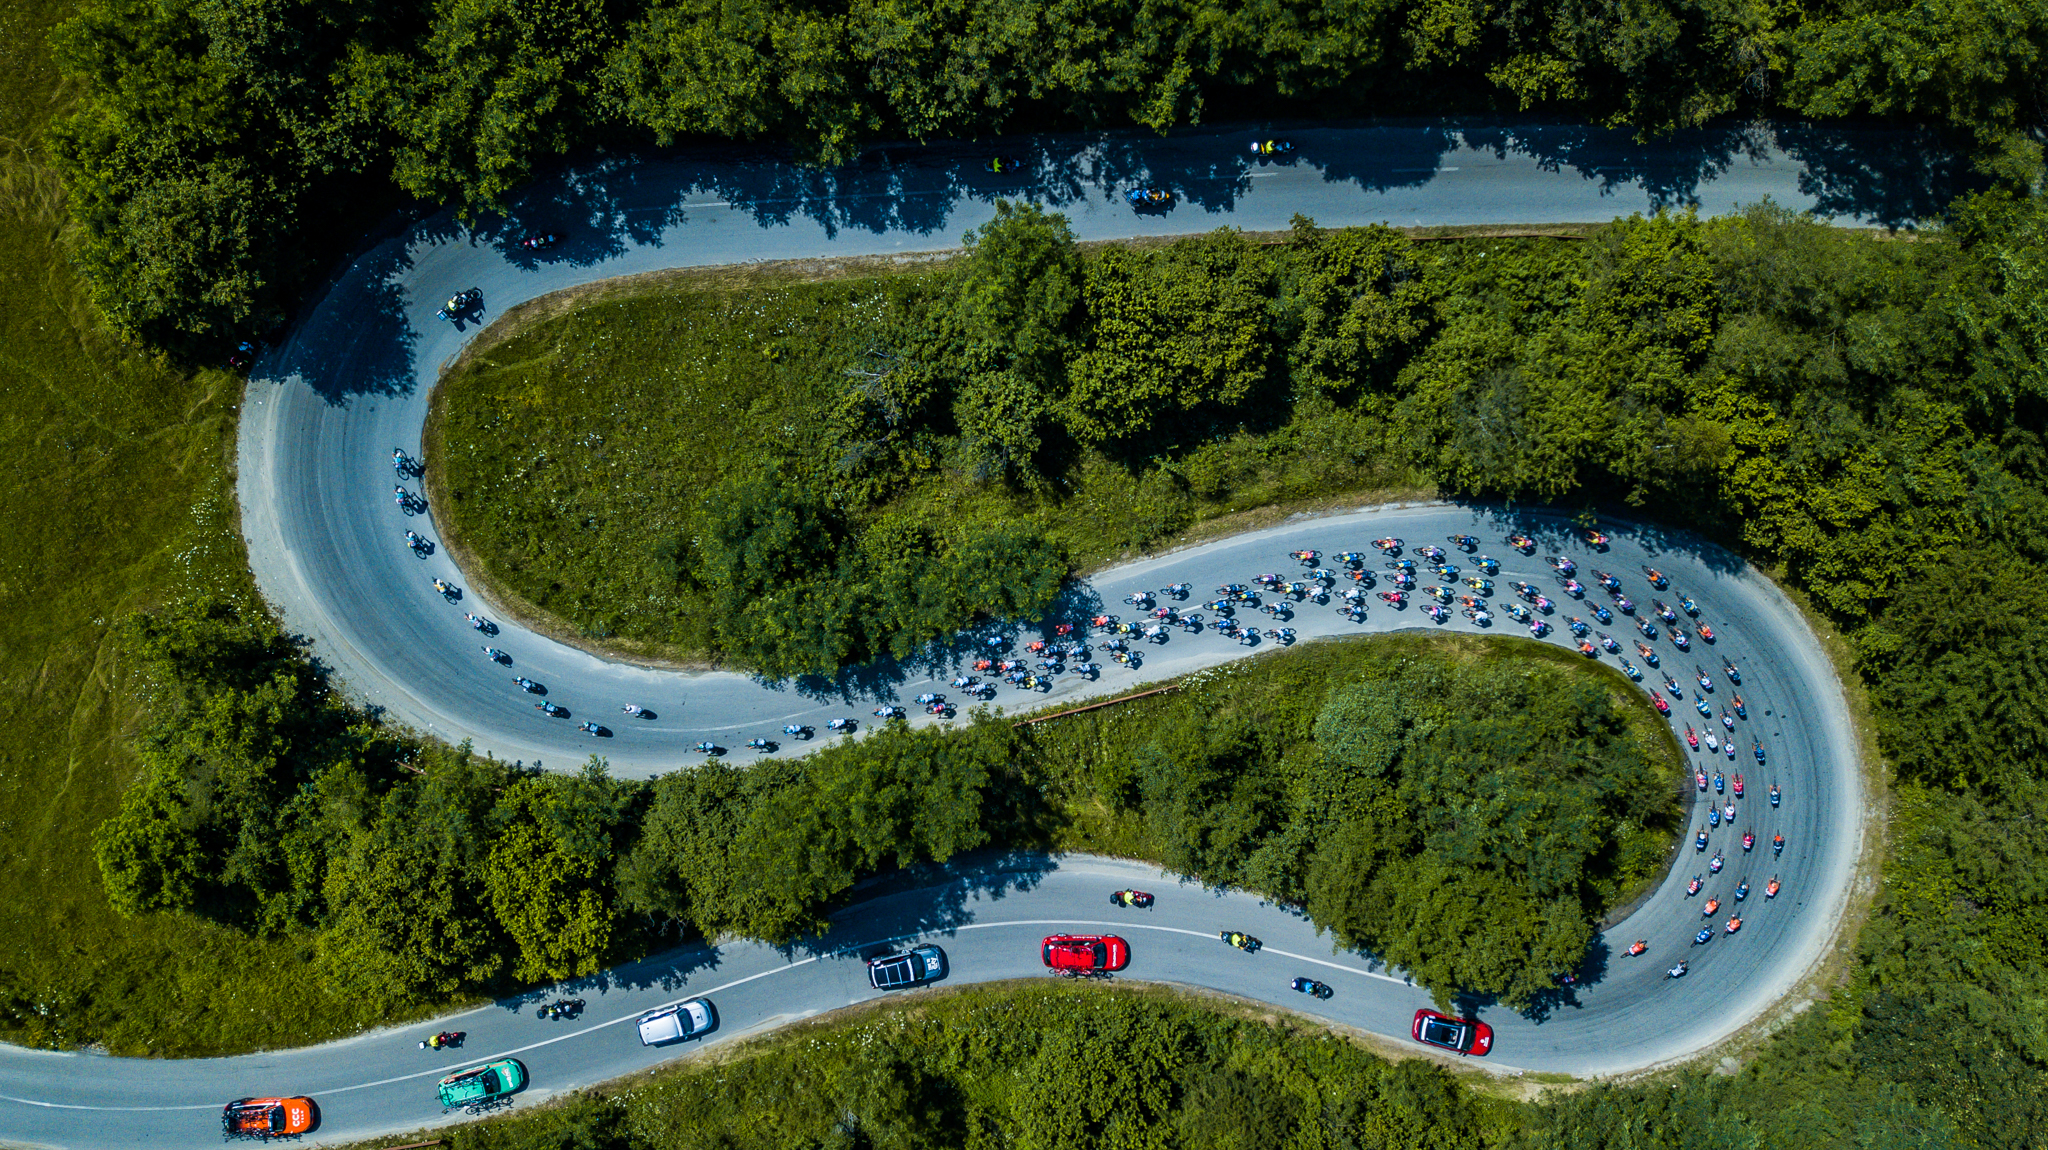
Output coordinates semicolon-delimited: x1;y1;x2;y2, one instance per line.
221;1097;316;1139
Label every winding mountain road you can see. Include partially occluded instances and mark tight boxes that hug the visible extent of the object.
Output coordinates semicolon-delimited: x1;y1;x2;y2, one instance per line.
5;120;1887;1148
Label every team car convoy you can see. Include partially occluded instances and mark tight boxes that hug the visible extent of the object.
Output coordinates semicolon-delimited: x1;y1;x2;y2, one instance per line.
1412;1009;1495;1056
869;944;948;989
636;998;716;1045
437;1058;528;1112
210;525;1811;1128
218;880;1536;1131
1042;933;1132;974
221;1097;315;1139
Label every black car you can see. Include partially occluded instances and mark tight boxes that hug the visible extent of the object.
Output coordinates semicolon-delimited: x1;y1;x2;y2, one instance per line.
867;945;946;990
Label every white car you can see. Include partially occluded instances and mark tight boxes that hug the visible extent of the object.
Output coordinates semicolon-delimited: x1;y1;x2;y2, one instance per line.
636;998;715;1046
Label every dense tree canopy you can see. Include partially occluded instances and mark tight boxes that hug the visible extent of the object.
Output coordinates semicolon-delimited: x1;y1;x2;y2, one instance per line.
46;0;2048;352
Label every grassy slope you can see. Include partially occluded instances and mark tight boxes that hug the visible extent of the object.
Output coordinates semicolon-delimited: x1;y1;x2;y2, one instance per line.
429;267;1420;662
0;1;384;1056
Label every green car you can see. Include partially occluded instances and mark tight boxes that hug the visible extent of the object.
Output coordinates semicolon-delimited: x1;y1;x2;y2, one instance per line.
436;1058;527;1112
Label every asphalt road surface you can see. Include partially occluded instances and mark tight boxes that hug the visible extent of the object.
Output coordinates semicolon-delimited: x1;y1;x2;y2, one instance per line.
3;120;1883;1148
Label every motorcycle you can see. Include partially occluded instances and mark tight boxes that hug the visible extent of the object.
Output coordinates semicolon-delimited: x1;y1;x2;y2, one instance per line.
1220;931;1262;953
536;998;585;1021
1110;889;1154;908
1290;976;1333;999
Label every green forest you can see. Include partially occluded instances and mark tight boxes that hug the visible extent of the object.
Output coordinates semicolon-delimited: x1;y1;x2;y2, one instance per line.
44;0;2048;354
440;203;2047;677
68;615;1667;1053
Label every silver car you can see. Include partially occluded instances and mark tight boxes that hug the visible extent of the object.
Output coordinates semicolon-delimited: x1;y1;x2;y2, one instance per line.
636;998;715;1046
